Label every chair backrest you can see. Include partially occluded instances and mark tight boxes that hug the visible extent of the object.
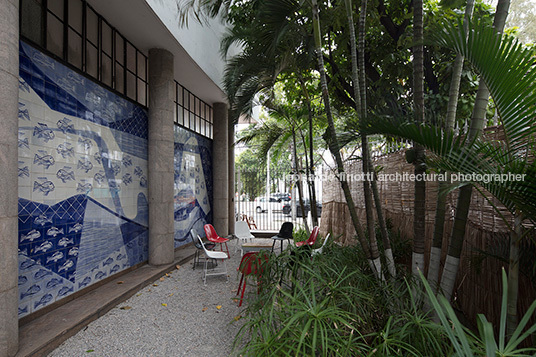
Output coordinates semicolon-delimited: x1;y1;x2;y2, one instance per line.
204;224;218;241
196;234;210;254
305;226;320;246
320;233;331;249
238;251;269;276
278;222;293;239
190;229;201;249
235;221;252;238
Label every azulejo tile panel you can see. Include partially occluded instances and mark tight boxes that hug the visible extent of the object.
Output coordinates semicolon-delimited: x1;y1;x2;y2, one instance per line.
17;42;149;318
173;126;213;247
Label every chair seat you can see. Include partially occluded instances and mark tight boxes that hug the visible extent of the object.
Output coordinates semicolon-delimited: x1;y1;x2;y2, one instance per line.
206;250;229;259
295;241;307;247
271;235;289;240
209;236;229;243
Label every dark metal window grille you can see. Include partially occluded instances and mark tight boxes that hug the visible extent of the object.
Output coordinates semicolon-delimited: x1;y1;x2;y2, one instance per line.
174;81;213;139
20;0;148;107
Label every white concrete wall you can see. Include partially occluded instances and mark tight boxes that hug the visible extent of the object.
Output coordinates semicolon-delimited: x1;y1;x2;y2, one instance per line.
146;0;235;92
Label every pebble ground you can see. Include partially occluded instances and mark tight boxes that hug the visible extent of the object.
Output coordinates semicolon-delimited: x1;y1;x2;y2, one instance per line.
48;243;252;357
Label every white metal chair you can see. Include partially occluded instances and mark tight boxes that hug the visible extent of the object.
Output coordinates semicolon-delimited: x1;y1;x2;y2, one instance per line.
235;220;255;255
196;234;228;285
191;229;215;270
312;233;331;256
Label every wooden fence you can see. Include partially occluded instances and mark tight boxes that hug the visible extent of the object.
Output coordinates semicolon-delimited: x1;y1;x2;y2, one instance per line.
320;150;536;330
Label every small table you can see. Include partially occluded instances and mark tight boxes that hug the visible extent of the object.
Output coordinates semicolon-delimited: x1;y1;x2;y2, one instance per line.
241;241;273;254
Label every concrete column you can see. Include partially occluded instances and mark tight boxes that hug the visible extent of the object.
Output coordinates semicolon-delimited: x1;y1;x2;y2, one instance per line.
228;122;235;235
147;49;175;266
0;1;20;355
212;103;229;236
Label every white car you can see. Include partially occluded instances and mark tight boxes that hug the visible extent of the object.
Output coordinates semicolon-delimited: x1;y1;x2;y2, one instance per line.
254;196;284;213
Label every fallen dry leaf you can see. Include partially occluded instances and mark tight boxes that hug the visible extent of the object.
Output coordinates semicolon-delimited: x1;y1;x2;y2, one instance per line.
165;273;170;277
169;293;174;297
216;305;222;310
202;307;208;312
120;306;132;310
234;315;242;321
153;283;158;287
161;303;167;307
117;281;124;284
176;265;181;270
159;277;165;281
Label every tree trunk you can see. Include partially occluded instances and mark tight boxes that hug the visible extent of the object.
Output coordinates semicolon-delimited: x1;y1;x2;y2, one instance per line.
292;131;310;235
428;0;475;289
412;0;426;277
296;73;319;227
439;0;510;301
371;168;396;277
311;0;376;275
507;213;522;337
358;0;381;274
344;0;382;276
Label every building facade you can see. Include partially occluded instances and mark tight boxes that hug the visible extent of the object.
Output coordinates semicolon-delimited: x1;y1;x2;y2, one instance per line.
0;1;233;355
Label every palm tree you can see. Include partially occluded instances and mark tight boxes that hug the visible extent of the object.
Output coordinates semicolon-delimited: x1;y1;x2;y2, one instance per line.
311;0;378;274
412;0;426;278
364;17;536;335
427;0;475;290
439;0;511;305
343;0;384;277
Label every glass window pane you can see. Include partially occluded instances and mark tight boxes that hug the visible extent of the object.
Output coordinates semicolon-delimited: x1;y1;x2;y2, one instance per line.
67;30;82;69
137;52;146;79
203;104;209;121
137;79;146;106
21;0;44;46
115;33;124;64
87;8;98;45
126;43;136;72
115;64;124;93
102;22;112;55
86;43;98;78
127;71;136;99
176;85;183;106
177;107;184;126
68;0;82;33
46;14;63;57
47;0;63;20
196;116;202;133
189;93;195;112
101;55;112;87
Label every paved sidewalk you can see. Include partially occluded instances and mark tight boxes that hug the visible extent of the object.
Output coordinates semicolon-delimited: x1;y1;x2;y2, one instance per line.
17;238;289;357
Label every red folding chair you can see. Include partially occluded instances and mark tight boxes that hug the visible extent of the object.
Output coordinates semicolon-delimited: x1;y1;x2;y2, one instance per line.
204;224;230;258
295;226;319;248
236;252;268;307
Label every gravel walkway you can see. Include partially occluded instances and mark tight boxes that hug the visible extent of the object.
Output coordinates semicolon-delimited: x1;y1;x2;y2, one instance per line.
48;241;258;357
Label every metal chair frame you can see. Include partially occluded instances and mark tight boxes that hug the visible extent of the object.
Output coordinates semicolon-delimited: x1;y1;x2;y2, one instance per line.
196;234;228;285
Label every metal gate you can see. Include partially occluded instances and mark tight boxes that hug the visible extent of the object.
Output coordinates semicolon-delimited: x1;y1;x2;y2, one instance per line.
235;162;320;232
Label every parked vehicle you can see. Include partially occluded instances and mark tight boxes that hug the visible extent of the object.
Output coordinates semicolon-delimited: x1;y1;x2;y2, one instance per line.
272;192;291;202
282;199;322;217
254;196;285;213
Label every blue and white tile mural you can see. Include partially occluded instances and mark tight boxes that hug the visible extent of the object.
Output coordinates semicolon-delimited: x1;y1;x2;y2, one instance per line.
17;42;149;318
173;126;213;248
